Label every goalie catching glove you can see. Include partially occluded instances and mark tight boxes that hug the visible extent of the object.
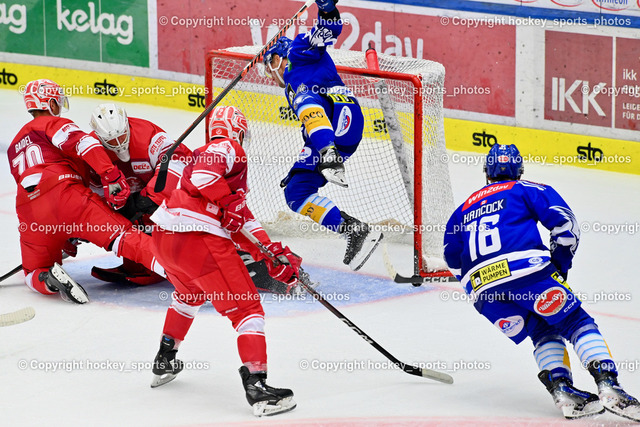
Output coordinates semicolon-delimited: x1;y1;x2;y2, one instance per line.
263;242;302;285
219;192;250;233
101;167;130;210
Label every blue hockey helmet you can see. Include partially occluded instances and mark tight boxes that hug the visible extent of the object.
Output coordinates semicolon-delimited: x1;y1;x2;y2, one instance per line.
484;144;524;181
263;37;292;70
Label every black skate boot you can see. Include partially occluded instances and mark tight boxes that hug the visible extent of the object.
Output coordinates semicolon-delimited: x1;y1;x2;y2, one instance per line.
538;370;604;419
587;360;640;421
41;262;89;304
239;366;296;416
339;211;383;271
151;336;183;388
318;145;347;188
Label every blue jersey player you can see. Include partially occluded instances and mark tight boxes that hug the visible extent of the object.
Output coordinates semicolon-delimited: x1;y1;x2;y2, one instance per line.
262;0;382;271
444;144;639;421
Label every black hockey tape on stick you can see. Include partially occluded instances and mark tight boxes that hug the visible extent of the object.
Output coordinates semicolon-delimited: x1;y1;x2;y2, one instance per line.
0;264;22;283
154;0;316;193
240;228;454;384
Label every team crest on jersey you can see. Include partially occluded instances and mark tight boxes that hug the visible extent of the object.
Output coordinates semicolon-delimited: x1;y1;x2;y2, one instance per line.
534;286;567;316
335;106;352;137
494;315;524;337
131;161;152;173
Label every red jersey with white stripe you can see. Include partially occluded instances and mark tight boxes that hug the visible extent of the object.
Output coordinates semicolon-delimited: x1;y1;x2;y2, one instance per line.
8;115;115;193
151;137;270;259
89;117;192;204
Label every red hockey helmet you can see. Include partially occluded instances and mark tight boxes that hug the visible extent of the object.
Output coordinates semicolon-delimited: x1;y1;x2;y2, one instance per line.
23;79;69;116
208;106;249;145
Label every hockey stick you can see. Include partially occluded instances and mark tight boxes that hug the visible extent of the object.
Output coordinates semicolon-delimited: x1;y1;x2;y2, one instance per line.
0;306;35;327
382;244;457;285
0;264;22;283
365;44;455;286
154;0;316;193
240;229;453;384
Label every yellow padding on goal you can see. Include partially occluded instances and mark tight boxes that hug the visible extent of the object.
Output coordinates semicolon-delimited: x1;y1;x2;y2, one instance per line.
298;105;332;136
299;200;328;224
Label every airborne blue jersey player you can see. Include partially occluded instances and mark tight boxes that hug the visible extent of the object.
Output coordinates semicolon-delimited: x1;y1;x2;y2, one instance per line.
262;0;382;271
444;144;640;421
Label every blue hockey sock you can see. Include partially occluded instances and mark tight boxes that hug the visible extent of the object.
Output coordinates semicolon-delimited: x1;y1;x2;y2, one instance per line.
534;335;572;381
571;324;616;374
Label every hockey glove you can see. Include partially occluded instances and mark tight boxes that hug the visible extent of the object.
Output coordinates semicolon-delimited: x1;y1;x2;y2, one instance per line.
264;242;302;285
101;167;131;210
219;192;250;233
62;238;80;258
316;0;337;12
119;192;159;222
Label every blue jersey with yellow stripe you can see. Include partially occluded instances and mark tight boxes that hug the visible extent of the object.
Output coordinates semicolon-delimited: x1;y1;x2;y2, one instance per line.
443;180;580;297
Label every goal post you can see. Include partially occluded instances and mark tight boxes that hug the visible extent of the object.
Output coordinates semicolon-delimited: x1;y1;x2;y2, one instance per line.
205;46;455;282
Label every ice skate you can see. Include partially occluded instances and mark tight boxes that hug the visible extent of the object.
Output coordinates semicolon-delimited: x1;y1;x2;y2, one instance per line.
587;361;640;421
318;146;348;188
239;366;296;417
538;370;604;419
151;336;183;388
41;262;89;304
340;211;383;271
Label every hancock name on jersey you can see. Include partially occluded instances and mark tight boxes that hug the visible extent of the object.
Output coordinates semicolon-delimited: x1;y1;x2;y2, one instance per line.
463;199;506;224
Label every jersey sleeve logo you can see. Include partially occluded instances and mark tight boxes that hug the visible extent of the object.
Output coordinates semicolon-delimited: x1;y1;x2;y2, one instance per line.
335;106;352;137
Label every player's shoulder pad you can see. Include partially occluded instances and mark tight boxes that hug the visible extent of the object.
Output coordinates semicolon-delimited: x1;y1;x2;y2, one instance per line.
516;180;548;191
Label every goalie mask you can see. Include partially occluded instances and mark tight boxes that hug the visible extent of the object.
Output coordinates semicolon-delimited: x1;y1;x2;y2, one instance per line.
208;106;250;145
90;103;131;162
263;37;292;86
23;79;69;117
484;144;524;181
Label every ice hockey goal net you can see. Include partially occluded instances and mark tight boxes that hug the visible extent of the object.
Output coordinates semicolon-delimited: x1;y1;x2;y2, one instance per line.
205;46;454;275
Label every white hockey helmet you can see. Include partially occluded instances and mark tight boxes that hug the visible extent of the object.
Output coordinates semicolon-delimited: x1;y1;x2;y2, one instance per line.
90;103;131;162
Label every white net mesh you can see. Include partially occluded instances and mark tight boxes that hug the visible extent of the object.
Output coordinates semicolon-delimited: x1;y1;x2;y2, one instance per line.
206;46;454;267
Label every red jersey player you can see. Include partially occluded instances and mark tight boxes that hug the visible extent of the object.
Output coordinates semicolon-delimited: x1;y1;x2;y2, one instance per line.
148;106;299;416
87;103;192;285
7;79;165;303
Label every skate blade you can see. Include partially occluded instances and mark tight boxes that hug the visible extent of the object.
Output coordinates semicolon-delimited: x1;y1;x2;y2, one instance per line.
603;403;640;422
321;169;348;188
349;231;384;271
252;396;297;417
51;263;89;304
561;401;605;420
150;373;178;388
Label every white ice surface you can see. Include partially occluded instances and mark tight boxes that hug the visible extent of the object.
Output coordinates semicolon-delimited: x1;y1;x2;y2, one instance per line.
1;90;640;426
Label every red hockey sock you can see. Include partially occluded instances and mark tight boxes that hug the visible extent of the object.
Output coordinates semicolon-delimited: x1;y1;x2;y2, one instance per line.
162;294;201;343
235;314;267;372
25;268;57;295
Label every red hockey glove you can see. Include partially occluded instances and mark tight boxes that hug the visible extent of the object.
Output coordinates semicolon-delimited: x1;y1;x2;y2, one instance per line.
264;242;302;285
218;192;250;233
101;167;130;210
